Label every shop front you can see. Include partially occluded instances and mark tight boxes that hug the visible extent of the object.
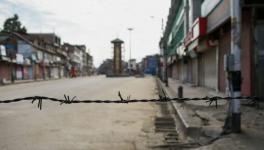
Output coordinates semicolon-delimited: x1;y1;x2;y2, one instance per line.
50;65;60;79
0;61;11;82
184;18;207;86
195;38;218;90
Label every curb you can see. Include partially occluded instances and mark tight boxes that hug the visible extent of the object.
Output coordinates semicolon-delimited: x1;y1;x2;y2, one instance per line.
0;78;64;86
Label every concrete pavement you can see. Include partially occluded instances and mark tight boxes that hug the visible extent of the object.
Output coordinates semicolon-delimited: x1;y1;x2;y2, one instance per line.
157;77;264;150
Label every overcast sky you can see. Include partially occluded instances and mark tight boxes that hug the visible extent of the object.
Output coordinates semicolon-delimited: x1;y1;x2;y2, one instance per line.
0;0;170;67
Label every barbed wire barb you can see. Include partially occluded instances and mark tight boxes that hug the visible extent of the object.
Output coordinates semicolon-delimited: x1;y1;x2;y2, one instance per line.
127;95;131;101
118;91;124;101
31;97;43;110
161;89;168;101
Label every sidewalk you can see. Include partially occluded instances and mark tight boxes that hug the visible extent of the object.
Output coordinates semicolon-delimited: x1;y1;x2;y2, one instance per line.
1;78;61;86
157;77;264;150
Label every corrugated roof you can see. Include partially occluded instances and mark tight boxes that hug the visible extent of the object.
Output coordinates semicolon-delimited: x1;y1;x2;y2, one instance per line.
11;32;56;54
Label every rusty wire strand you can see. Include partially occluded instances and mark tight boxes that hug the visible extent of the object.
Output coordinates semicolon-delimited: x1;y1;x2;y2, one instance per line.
0;93;260;110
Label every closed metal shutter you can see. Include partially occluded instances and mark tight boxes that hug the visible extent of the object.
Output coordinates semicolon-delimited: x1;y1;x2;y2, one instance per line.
198;49;217;89
204;49;217;89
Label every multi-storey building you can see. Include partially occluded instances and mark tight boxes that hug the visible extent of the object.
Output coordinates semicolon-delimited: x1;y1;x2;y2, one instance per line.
0;32;94;84
160;0;264;98
75;45;88;76
62;43;81;76
0;32;65;83
27;33;66;79
86;53;94;76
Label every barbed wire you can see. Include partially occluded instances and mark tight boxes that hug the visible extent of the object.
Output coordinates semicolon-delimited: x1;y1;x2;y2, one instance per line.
0;91;260;110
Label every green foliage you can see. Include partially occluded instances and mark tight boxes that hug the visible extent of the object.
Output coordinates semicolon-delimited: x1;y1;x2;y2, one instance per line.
1;14;27;34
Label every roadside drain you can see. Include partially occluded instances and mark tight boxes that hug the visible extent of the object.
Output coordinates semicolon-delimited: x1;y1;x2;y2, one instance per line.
155;102;180;147
155;116;179;145
155;117;176;132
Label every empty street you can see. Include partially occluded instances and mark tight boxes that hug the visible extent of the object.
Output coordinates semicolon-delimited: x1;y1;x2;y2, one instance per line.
0;76;160;150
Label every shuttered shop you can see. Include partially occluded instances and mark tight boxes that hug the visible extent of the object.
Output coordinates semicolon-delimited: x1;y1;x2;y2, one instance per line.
0;62;11;81
198;48;217;89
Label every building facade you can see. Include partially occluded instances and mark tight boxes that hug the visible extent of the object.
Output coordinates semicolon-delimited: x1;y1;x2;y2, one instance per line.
62;43;93;77
27;33;65;79
160;0;264;98
0;32;63;83
0;32;94;84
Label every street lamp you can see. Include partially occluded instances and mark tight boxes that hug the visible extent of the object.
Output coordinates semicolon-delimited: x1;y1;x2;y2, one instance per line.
127;27;133;75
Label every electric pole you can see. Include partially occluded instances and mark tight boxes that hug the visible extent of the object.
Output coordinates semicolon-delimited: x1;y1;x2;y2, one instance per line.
128;28;133;75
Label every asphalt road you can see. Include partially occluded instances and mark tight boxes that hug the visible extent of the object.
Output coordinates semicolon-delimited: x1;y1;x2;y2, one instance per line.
0;76;160;150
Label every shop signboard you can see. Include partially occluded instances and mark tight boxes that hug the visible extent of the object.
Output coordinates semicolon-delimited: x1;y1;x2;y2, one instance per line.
184;18;207;47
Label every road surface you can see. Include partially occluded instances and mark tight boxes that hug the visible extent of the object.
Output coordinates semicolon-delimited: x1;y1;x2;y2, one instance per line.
0;76;161;150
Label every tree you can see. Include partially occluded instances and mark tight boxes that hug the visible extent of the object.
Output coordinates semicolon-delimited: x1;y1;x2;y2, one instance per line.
1;14;27;34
